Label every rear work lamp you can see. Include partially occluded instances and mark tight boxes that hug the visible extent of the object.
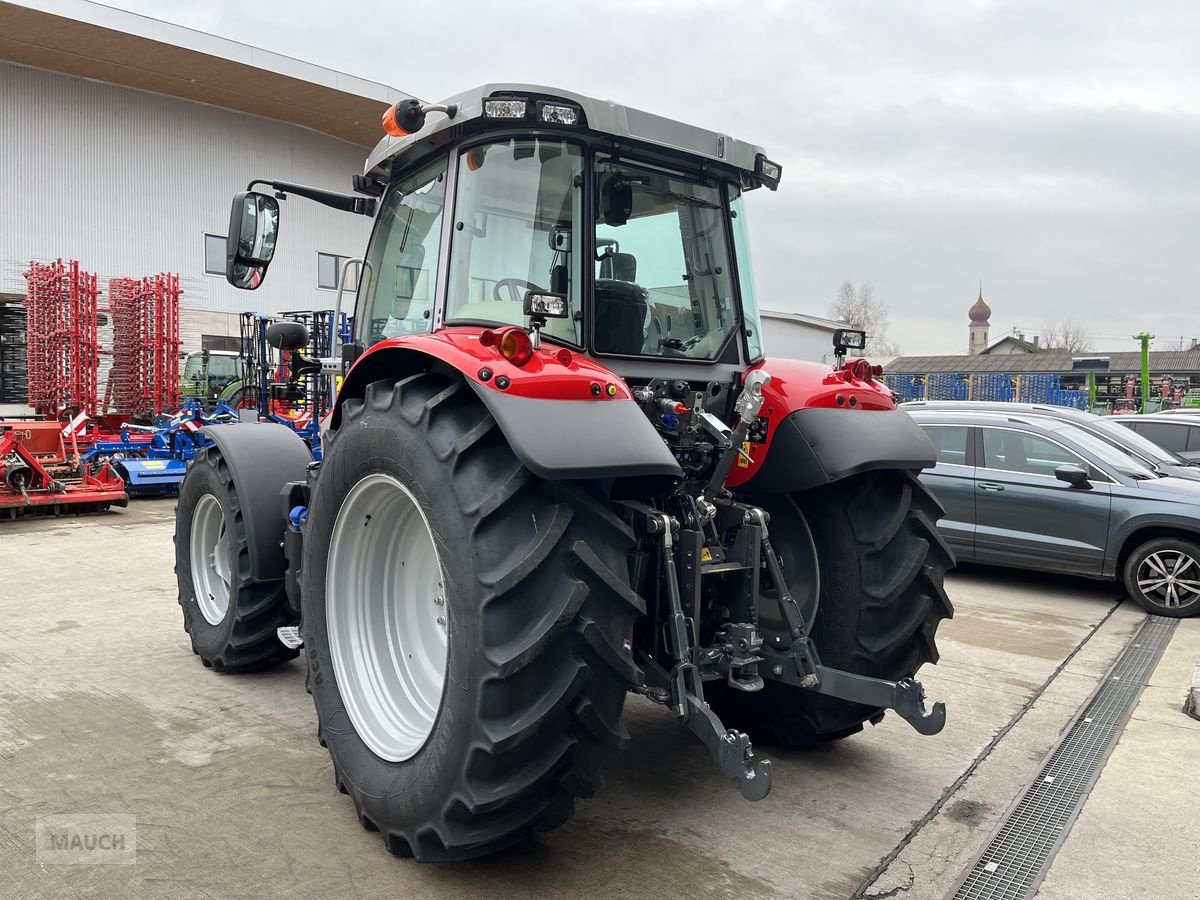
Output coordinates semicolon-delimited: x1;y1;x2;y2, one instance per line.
524;292;570;319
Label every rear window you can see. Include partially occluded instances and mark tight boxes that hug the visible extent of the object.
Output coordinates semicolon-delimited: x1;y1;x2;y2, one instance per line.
922;424;969;467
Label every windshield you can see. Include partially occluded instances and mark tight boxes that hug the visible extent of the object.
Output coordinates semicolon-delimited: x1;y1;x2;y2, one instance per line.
593;157;738;360
445;138;582;344
182;354;239;381
1093;416;1184;464
1048;422;1160;479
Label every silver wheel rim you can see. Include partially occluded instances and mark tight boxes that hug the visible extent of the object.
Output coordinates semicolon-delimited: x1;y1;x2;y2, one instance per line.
1136;550;1200;609
326;473;448;762
190;493;232;626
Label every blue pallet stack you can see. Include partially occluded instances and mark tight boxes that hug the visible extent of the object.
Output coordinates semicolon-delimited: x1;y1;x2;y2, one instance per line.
926;373;969;400
971;374;1016;402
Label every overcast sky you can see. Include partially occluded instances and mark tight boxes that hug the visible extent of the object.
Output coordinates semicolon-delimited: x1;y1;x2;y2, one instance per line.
108;0;1200;356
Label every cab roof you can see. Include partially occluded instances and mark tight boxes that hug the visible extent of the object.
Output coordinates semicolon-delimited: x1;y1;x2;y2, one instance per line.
364;83;773;186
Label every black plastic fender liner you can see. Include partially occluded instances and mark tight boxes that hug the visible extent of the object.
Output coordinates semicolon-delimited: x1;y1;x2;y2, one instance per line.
197;423;312;582
742;407;936;493
469;385;683;491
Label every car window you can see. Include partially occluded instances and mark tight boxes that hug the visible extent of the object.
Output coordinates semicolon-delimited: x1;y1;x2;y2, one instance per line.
922;424;969;467
1132;422;1189;452
981;428;1083;477
1189;427;1200;452
1094;417;1181;463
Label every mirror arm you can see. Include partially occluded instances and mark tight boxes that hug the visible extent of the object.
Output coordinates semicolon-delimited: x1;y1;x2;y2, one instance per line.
247;179;377;217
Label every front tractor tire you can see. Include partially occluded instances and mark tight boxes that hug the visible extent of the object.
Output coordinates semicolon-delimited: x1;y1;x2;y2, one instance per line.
174;448;300;672
302;370;642;861
710;469;954;746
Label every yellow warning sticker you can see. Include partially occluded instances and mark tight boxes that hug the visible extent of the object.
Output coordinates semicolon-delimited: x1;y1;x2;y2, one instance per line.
700;547;713;563
140;461;167;469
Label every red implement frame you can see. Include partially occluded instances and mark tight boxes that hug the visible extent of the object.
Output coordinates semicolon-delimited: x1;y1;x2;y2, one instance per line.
0;424;127;518
103;273;182;418
23;260;100;417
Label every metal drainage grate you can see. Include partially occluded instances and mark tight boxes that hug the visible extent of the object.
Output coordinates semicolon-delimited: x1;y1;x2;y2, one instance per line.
952;614;1178;900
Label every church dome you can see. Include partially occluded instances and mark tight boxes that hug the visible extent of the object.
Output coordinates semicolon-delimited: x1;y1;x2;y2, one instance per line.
969;289;991;324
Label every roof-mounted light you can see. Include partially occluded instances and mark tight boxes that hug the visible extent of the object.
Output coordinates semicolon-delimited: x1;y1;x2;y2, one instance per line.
484;98;529;119
755;153;783;190
537;101;580;125
382;99;457;137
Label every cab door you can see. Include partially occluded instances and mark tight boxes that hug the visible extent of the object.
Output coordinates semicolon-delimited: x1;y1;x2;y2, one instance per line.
916;423;975;560
974;426;1112;575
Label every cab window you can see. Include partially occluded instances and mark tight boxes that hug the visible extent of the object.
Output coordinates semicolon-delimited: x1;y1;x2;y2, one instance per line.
445;139;582;344
358;156;448;347
593;156;738;360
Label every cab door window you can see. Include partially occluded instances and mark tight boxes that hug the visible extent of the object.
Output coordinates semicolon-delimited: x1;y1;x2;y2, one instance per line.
357;156;448;347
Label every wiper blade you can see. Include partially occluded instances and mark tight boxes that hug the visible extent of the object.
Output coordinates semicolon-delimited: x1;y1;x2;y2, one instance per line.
639;185;720;210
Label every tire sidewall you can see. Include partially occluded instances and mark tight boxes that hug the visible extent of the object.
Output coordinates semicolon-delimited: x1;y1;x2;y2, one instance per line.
1123;538;1200;617
175;454;241;656
302;399;479;828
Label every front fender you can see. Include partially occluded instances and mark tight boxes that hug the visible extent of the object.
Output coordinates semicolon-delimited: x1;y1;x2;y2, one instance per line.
333;330;681;491
197;422;313;582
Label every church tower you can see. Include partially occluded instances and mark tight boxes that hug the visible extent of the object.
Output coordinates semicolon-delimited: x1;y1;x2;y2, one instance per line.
968;286;991;355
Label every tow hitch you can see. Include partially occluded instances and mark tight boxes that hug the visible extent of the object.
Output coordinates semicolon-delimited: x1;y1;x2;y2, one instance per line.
626;496;946;803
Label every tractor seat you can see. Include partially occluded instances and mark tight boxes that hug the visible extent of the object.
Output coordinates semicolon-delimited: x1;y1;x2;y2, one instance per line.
594;279;648;355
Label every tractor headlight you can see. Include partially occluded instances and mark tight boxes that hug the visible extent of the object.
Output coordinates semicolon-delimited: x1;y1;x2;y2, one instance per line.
524;292;569;318
538;102;580;125
484;98;528;119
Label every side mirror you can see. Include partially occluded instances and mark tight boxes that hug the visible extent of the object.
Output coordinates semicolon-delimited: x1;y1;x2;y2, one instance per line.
226;191;280;290
1054;463;1091;488
266;321;309;352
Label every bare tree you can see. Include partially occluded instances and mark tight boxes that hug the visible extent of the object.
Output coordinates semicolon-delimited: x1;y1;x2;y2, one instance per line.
1040;318;1094;354
829;281;899;358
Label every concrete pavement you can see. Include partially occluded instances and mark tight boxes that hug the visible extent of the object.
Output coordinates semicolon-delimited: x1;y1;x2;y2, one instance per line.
0;502;1196;899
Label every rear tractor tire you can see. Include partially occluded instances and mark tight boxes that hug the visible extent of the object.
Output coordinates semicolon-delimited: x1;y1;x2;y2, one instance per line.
174;447;300;672
708;469;954;746
301;369;643;861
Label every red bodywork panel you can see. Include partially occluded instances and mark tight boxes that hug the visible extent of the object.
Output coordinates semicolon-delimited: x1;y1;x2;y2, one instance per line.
725;356;895;489
343;333;896;492
344;327;632;402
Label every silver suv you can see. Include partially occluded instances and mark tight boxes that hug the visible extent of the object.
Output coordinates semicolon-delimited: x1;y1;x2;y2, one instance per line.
902;401;1200;480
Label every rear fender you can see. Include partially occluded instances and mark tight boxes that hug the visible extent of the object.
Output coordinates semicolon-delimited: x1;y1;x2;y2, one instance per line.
333;330;682;491
731;357;935;492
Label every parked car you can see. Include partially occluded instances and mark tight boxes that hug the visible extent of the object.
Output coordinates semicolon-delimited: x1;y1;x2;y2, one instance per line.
1114;413;1200;463
902;401;1200;480
905;408;1200;617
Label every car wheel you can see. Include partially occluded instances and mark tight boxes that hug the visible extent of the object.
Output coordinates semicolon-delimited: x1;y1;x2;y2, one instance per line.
1123;538;1200;618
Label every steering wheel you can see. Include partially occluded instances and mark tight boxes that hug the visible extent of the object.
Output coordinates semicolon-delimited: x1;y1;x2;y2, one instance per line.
493;278;544;304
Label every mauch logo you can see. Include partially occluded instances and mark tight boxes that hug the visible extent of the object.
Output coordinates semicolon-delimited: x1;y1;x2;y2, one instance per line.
36;814;136;865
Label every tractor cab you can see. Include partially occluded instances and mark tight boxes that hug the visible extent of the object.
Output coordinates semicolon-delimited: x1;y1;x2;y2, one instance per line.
225;85;779;384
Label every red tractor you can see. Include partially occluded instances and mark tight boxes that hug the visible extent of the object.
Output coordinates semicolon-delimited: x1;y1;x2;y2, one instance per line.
174;85;953;861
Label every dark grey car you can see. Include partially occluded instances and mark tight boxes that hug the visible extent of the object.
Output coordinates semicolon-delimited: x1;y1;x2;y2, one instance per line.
907;409;1200;617
1114;413;1200;463
901;400;1200;480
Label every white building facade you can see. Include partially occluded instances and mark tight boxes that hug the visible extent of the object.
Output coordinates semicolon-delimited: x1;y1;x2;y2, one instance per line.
0;0;407;354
